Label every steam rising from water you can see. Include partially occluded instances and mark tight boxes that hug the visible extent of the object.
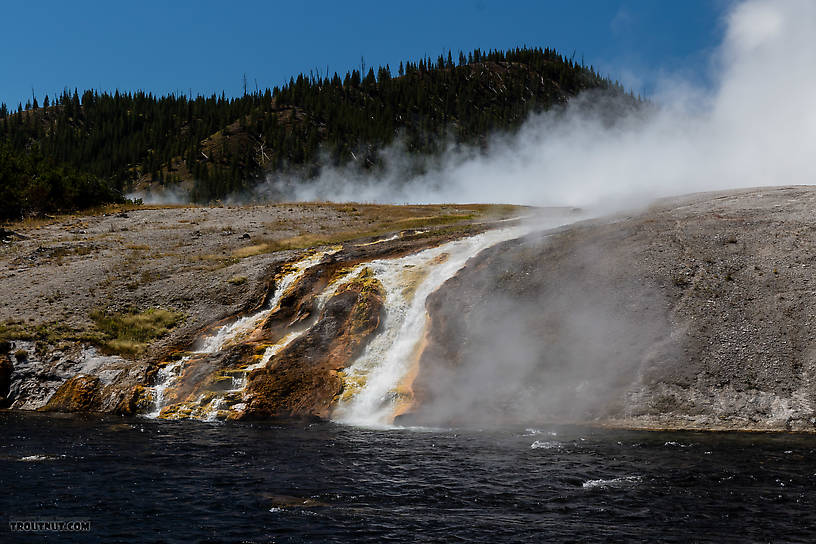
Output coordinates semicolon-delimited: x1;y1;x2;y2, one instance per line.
255;0;815;210
406;229;673;427
332;224;536;427
140;0;815;428
129;2;815;210
388;0;816;426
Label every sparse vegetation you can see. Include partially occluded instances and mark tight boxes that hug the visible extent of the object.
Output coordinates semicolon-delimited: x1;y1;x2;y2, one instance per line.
228;204;516;259
0;320;100;352
90;308;184;356
232;244;270;259
0;201;522;371
0;322;33;344
394;213;474;229
0;310;184;358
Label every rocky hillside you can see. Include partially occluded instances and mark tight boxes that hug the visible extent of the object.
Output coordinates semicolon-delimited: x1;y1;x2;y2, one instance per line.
409;186;816;432
0;202;524;413
5;186;816;432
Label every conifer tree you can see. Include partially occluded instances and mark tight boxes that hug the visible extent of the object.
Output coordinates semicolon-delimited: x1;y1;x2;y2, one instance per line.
0;46;632;214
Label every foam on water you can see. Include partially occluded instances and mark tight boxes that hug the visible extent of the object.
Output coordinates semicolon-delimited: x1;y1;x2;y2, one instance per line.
530;440;562;450
19;455;60;462
5;411;815;542
582;475;642;489
524;429;558;437
664;441;695;448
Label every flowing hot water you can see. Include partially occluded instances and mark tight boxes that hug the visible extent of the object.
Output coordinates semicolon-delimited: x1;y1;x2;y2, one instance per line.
145;217;573;422
145;249;337;419
332;225;533;427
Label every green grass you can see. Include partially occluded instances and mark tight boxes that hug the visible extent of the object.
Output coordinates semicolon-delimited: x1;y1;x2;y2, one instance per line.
0;309;184;358
0;320;107;354
0;322;34;344
90;308;184;356
227;275;248;285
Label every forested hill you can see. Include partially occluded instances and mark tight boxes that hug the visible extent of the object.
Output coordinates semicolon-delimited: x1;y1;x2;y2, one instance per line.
0;47;635;219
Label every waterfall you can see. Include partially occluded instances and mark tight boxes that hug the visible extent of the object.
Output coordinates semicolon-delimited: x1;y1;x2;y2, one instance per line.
195;249;337;354
144;248;337;419
331;225;532;427
143;218;572;423
203;266;366;419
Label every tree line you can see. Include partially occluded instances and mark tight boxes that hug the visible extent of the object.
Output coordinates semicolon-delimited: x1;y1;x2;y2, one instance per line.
0;46;636;219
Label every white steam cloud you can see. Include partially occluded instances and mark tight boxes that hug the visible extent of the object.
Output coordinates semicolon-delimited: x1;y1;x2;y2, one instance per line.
127;185;190;205
259;0;816;210
373;0;816;428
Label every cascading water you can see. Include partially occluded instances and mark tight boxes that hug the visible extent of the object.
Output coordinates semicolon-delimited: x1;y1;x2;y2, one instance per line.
196;250;336;354
144;249;337;419
203;266;367;419
145;218;573;423
332;225;532;427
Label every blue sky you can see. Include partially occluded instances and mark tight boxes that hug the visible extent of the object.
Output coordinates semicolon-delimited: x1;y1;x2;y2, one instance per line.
0;0;727;108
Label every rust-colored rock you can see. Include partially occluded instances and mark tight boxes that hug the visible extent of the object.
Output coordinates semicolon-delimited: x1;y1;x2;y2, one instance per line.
261;261;343;338
43;375;102;412
141;235;469;419
111;384;151;415
241;270;385;419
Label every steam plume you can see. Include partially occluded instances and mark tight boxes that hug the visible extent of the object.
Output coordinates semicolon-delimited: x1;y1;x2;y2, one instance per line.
258;0;816;211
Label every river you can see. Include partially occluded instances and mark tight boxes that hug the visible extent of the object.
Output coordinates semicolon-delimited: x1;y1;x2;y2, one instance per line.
2;411;814;542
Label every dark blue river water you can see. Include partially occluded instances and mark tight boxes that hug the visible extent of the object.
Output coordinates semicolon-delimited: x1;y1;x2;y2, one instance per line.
1;411;815;543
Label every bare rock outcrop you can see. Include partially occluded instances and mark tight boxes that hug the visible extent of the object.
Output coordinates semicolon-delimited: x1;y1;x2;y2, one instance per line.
409;186;816;431
241;270;385;419
0;202;509;414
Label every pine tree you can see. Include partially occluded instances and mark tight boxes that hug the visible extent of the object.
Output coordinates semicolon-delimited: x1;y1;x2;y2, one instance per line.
0;46;630;210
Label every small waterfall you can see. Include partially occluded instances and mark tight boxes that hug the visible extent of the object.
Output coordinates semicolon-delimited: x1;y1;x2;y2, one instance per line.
332;225;531;427
144;248;337;419
195;250;336;354
144;220;567;423
202;269;364;419
145;358;185;418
